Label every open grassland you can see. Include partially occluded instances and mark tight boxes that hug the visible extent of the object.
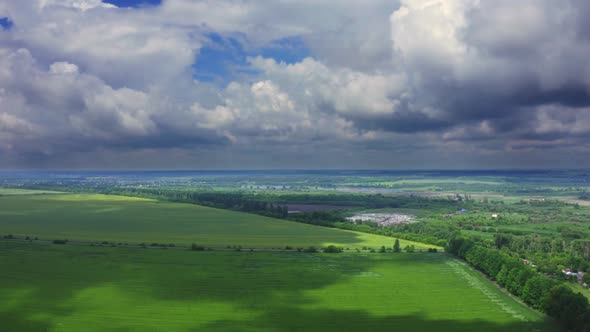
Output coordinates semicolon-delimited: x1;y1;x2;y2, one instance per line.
345;178;505;187
0;242;553;332
567;283;590;301
0;188;63;195
0;194;430;249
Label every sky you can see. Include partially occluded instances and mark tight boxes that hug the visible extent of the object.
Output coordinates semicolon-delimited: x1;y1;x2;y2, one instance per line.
0;0;590;169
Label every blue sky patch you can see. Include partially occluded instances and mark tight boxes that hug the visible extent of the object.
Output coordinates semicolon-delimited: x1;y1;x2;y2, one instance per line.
0;17;13;30
193;34;310;85
103;0;162;8
260;37;310;64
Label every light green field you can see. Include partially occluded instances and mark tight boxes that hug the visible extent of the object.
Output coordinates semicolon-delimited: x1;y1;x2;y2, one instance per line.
0;194;431;249
0;242;552;332
0;188;63;195
567;283;590;301
385;179;503;185
342;178;504;187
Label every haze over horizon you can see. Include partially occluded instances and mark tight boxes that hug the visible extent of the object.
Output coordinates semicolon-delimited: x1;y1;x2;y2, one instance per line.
1;0;590;169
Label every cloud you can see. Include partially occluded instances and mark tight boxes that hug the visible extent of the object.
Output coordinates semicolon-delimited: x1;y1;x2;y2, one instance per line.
1;0;590;168
387;0;590;146
0;47;231;161
3;0;201;89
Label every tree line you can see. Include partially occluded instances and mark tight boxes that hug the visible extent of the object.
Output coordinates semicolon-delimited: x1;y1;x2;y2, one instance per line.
448;238;590;331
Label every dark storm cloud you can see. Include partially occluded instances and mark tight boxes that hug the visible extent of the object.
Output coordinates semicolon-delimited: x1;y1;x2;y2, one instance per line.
355;108;453;134
379;0;590;148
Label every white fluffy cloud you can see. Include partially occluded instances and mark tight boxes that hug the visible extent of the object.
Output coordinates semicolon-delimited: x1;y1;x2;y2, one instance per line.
249;57;405;118
189;78;370;146
0;49;157;149
3;0;201;89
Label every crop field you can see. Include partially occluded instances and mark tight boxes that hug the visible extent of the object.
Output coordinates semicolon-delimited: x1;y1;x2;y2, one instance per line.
0;242;553;332
0;193;430;249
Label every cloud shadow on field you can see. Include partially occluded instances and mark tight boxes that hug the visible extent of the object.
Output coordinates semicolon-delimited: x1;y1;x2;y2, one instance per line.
200;308;555;332
0;242;557;332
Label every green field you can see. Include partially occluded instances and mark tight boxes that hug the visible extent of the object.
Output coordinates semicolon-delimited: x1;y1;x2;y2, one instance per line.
0;193;431;249
0;242;552;332
0;188;63;195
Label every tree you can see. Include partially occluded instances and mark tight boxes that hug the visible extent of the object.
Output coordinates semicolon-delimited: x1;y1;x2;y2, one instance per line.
393;239;401;253
522;276;557;309
494;233;512;249
447;237;470;256
496;266;508;286
542;285;589;332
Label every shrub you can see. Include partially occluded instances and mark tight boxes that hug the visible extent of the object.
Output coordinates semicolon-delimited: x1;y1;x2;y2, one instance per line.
323;245;343;253
303;246;318;253
404;245;415;253
191;243;205;251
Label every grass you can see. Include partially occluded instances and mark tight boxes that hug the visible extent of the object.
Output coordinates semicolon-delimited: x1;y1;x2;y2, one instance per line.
0;241;553;332
567;283;590;301
378;179;504;186
0;188;63;195
0;194;432;249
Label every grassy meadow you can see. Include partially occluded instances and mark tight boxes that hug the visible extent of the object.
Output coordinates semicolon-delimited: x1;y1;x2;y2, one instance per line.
0;188;63;195
0;193;430;249
0;241;553;332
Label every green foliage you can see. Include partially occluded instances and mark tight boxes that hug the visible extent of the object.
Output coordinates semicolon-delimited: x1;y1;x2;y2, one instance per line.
303;246;318;253
191;243;205;251
393;239;401;253
323;245;343;253
450;242;590;332
542;285;589;332
494;233;513;249
522;276;558;310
